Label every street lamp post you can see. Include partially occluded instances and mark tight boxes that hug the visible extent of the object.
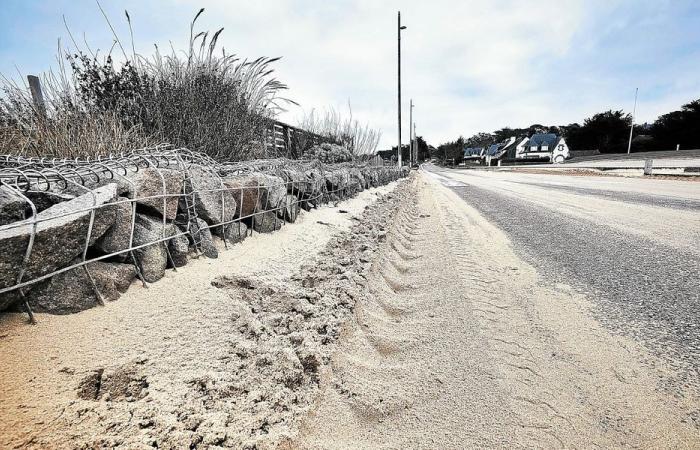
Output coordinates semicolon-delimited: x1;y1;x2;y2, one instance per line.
398;11;406;167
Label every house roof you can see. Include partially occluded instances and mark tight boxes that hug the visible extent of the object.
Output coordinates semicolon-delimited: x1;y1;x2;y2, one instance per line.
501;138;519;150
463;147;484;156
486;143;504;156
528;133;559;148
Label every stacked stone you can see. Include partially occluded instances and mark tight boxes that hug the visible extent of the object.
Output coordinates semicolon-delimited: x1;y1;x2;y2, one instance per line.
0;149;408;315
306;143;354;163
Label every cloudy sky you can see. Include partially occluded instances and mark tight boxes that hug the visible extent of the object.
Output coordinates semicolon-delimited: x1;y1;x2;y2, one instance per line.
1;0;699;149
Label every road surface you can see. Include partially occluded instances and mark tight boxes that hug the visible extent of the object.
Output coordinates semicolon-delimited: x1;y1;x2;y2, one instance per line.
424;165;700;385
2;170;699;448
296;170;700;448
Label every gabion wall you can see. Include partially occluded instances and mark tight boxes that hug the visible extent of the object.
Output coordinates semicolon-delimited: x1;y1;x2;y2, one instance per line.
0;145;408;320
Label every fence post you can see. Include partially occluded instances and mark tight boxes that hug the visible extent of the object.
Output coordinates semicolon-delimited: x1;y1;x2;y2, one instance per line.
27;75;46;117
284;125;291;158
263;128;268;158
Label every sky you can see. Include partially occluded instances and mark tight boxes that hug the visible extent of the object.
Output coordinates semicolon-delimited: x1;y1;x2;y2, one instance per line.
1;0;699;149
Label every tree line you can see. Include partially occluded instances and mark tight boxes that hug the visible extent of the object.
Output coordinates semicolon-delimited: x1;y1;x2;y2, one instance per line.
430;97;700;161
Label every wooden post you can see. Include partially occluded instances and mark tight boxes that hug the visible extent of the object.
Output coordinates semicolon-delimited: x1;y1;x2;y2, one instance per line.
263;127;268;158
27;75;46;117
284;125;291;158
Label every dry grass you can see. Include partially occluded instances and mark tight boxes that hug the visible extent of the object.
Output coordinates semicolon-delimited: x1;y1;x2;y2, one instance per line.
297;103;381;156
0;8;291;160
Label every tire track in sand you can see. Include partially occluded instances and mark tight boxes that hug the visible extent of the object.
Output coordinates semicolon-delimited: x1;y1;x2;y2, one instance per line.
294;173;700;449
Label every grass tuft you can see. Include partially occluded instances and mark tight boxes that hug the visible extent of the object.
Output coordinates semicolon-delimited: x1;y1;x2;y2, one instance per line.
0;8;293;160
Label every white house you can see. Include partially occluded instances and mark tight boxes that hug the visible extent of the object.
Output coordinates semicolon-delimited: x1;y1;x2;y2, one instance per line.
551;137;570;163
516;133;570;163
515;137;529;158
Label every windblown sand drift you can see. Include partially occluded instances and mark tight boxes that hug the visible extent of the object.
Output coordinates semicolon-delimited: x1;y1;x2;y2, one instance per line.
0;175;415;449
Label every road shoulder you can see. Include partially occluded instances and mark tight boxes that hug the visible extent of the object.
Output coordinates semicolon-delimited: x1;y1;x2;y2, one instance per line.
296;173;700;448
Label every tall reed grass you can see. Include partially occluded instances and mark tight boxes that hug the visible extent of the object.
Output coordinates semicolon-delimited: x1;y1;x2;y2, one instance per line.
0;8;291;160
297;103;381;156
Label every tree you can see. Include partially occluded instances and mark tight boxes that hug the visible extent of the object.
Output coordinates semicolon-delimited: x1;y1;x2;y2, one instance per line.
571;110;631;153
492;128;514;143
492;124;555;143
650;99;700;150
465;132;495;148
437;136;466;164
436;97;700;155
415;136;429;161
561;123;589;150
389;144;411;163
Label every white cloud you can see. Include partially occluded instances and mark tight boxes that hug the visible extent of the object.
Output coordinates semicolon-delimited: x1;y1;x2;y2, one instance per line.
180;0;599;147
6;0;699;149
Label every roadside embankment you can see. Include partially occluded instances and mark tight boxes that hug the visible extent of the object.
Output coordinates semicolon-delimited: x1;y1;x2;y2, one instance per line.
0;172;414;449
0;147;408;316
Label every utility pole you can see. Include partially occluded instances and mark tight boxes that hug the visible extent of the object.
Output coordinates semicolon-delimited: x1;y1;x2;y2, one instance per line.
397;11;406;167
627;87;638;155
409;98;414;166
413;122;418;164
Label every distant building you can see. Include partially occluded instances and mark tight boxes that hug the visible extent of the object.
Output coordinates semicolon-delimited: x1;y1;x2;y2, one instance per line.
480;137;521;165
463;147;485;160
485;142;504;157
517;133;570;163
498;137;518;160
480;142;503;166
377;149;396;162
463;133;570;166
514;137;530;158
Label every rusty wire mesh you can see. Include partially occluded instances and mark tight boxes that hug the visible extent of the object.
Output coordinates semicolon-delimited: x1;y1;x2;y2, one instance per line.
0;145;402;321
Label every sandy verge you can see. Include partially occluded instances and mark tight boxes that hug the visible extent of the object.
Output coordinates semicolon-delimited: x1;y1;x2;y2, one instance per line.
506;167;700;181
3;172;698;449
0;180;404;449
294;172;700;448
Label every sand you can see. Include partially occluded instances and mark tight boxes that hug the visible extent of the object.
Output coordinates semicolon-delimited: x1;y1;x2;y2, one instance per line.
2;172;698;449
293;173;700;448
506;167;700;181
0;181;402;449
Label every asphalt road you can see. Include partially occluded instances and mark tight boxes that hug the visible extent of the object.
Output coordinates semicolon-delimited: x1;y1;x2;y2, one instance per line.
423;164;700;391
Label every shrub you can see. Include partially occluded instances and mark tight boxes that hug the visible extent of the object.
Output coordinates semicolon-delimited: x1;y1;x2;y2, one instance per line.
0;9;290;160
306;142;354;163
297;104;381;156
0;68;152;157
